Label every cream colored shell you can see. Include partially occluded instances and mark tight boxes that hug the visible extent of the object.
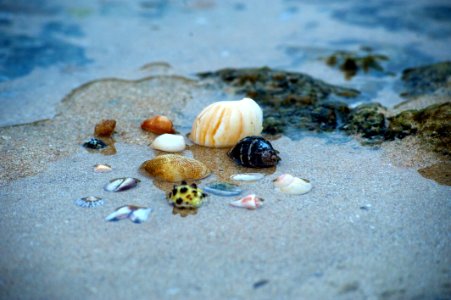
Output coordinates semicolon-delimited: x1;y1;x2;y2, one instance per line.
190;97;263;148
273;174;312;195
150;134;186;152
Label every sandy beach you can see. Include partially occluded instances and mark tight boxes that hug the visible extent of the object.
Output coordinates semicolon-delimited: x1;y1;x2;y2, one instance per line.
1;1;450;299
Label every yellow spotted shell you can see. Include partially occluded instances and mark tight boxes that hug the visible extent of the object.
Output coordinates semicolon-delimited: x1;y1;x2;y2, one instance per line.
142;154;210;182
190;97;263;148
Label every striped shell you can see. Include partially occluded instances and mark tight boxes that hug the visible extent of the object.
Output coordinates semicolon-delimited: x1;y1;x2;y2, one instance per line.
190;97;263;148
228;136;281;168
142;154;210;182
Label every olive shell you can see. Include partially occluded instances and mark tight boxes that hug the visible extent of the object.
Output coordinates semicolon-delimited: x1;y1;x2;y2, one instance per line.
142;154;210;182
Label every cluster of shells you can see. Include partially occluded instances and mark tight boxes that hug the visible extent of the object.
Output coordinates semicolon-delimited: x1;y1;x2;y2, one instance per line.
80;97;312;218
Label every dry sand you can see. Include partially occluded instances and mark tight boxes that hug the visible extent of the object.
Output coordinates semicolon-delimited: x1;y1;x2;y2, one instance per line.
0;76;450;299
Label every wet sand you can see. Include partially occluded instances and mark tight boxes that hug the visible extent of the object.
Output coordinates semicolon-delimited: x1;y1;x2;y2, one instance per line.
0;76;450;299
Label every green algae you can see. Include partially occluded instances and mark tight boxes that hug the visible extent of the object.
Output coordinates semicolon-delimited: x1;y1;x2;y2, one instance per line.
198;67;359;135
388;103;451;155
198;65;450;155
343;103;387;142
418;162;451;186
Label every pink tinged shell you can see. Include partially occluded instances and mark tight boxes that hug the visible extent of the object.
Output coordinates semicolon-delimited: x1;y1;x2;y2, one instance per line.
273;174;312;195
229;194;264;210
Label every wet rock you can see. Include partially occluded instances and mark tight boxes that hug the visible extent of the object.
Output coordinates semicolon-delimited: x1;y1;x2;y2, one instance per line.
343;103;387;141
198;67;359;136
401;61;451;97
325;49;389;80
387;103;451;155
386;110;418;139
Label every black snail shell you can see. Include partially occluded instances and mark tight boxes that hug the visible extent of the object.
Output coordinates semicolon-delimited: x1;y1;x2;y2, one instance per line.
227;136;281;168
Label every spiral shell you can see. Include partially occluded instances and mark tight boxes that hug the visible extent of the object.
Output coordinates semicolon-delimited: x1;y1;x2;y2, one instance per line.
273;174;312;195
230;194;263;210
142;154;210;182
228;136;281;168
190;97;263;148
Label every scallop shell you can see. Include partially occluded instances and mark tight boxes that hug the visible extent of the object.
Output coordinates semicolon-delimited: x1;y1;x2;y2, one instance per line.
141;115;175;134
74;196;104;208
150;134;186;152
230;194;263;210
190;97;263;147
273;174;312;195
142;154;210;182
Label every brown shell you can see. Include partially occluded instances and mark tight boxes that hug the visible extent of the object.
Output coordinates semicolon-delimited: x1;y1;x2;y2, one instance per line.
142;154;210;182
141;115;175;134
94;119;116;137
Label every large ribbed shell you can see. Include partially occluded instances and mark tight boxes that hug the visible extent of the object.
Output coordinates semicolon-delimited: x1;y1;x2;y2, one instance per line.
142;154;210;182
190;97;263;148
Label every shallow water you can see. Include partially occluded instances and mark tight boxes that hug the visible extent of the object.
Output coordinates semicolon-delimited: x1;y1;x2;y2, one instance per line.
1;0;450;126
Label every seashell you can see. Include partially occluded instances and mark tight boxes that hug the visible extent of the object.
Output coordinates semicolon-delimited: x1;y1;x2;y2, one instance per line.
94;164;112;173
273;174;312;195
142;154;210;182
105;205;152;223
228;136;281;168
150;134;186;152
230;194;264;210
83;138;107;149
141;115;175;134
94;119;116;137
104;177;140;192
74;196;104;208
168;180;208;208
190;97;263;148
203;182;242;196
230;173;265;182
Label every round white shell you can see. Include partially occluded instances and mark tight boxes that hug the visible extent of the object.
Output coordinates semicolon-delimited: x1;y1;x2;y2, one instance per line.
150;134;186;152
190;97;263;147
273;174;312;195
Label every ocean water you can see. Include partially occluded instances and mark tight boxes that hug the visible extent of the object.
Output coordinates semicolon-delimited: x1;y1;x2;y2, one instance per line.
0;0;450;126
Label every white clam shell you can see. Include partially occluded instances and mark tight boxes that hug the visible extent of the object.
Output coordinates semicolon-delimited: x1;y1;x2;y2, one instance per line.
230;194;263;210
190;97;263;147
150;134;186;152
273;174;312;195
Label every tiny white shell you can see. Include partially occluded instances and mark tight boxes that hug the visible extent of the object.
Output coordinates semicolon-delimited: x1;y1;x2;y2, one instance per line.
230;194;263;210
190;97;263;148
273;174;312;195
150;134;186;152
94;164;112;173
230;173;265;182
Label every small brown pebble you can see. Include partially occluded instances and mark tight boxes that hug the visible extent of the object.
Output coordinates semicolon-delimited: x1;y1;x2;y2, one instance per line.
94;119;116;137
141;115;175;134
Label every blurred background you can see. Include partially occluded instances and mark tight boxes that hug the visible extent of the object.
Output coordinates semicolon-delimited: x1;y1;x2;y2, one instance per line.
0;0;450;126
